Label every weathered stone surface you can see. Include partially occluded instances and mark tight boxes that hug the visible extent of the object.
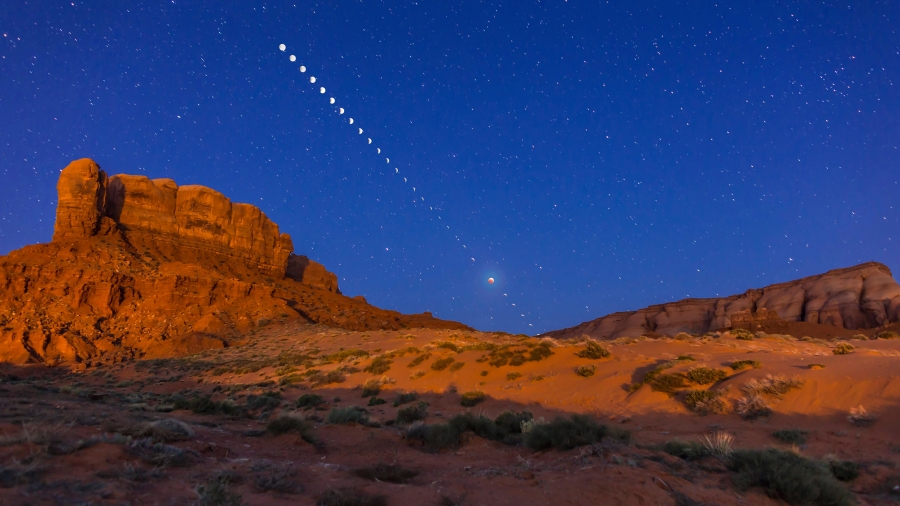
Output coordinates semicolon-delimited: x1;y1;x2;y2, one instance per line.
544;262;900;340
53;158;108;240
286;254;340;293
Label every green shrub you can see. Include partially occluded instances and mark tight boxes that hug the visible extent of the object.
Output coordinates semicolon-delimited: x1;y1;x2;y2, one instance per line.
507;372;522;381
686;367;727;385
676;355;695;362
479;370;488;376
876;331;899;340
246;391;282;411
317;488;387;506
405;411;533;451
650;373;687;395
435;341;460;352
527;342;554;361
576;340;610;359
367;397;386;406
364;356;393;375
574;365;596;377
296;393;325;409
683;390;725;413
832;342;854;355
327;406;370;425
828;460;859;482
431;357;455;371
361;378;382;397
730;360;761;371
171;395;244;417
321;349;369;364
743;375;804;397
732;329;754;340
393;392;418;407
524;415;628;451
195;476;243;506
449;362;465;372
407;354;430;368
352;463;418;484
266;416;314;444
396;401;428;424
493;411;533;434
460;391;486;407
727;448;853;506
772;429;808;445
663;439;708;461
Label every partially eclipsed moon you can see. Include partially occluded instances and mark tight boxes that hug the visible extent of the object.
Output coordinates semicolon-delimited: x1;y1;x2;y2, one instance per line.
488;278;495;284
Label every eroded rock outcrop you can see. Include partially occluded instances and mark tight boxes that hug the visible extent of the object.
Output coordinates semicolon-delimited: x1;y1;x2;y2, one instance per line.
0;158;469;365
544;263;900;340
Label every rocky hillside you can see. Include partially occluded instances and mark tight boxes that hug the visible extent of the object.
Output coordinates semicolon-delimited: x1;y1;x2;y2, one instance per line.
544;262;900;340
0;159;468;365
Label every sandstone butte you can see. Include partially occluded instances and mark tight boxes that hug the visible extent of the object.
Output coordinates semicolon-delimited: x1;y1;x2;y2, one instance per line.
543;262;900;341
0;158;468;365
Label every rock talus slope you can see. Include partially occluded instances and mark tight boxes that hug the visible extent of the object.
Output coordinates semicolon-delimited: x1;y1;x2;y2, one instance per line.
0;158;468;365
545;262;900;340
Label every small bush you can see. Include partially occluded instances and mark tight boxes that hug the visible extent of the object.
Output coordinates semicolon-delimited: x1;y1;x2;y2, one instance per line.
701;432;734;458
684;390;725;414
127;438;198;468
409;370;426;380
367;397;386;406
460;391;486;407
321;349;369;364
875;331;899;340
393;392;418;407
686;367;727;385
772;429;808;445
832;342;854;355
742;374;804;397
676;355;695;362
396;402;428;424
266;416;313;442
574;365;596;377
246;391;282;411
731;360;761;371
493;411;533;434
195;476;243;506
732;329;754;340
849;334;869;340
327;406;370;425
254;463;300;493
736;394;772;420
431;357;455;371
650;373;687;395
318;488;387;506
479;370;488;376
352;463;418;484
848;405;875;426
727;448;853;506
524;414;628;451
828;460;859;482
361;379;382;397
808;364;826;370
136;419;194;442
663;440;708;461
407;354;430;368
449;362;465;372
507;372;522;381
296;393;325;409
576;340;611;359
405;411;533;451
364;356;393;375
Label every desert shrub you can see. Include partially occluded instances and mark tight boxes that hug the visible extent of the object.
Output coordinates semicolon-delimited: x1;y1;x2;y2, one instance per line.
832;342;854;355
367;397;386;406
449;362;465;372
730;360;761;371
409;370;426;380
849;334;869;340
406;421;463;451
742;375;804;397
172;395;244;417
828;460;859;482
676;355;695;362
576;340;610;359
393;392;418;407
407;353;430;368
493;411;533;434
575;365;596;377
327;406;370;425
736;394;772;420
307;369;347;387
527;342;554;361
701;432;734;458
524;414;628;451
460;391;486;407
431;357;455;371
673;332;695;341
479;370;488;376
254;464;300;493
296;393;325;409
266;416;312;440
808;363;826;370
135;419;194;442
435;341;460;352
876;331;899;340
663;440;708;461
352;463;418;484
772;429;808;445
246;391;282;411
396;402;429;424
686;367;727;385
732;329;754;340
127;438;198;468
684;390;725;414
507;372;522;381
650;373;687;395
321;349;369;364
318;487;387;506
405;411;533;451
195;476;243;506
727;448;853;506
364;356;393;375
847;405;875;426
361;378;382;397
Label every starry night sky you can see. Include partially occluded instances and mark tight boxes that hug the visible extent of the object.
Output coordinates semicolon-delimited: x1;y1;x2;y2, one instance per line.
1;1;898;334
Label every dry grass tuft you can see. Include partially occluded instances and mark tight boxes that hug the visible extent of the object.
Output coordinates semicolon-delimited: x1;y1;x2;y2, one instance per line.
742;374;803;397
847;405;875;426
736;394;772;420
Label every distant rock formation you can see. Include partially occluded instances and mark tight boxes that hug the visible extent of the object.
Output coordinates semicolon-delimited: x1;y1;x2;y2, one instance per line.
0;158;468;365
543;263;900;340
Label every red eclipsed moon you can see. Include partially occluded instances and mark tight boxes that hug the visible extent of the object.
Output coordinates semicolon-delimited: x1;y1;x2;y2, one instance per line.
488;277;495;284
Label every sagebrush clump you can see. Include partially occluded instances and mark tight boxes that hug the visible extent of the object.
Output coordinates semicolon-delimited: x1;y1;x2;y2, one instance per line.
576;340;611;359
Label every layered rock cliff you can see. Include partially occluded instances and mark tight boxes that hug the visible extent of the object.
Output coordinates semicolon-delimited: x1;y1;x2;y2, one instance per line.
0;158;468;365
543;262;900;340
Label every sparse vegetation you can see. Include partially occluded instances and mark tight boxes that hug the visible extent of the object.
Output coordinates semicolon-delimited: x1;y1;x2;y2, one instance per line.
650;373;687;394
134;419;194;442
832;342;854;355
507;372;522;381
742;374;804;397
727;448;853;506
828;460;859;482
730;360;761;371
364;356;392;375
396;401;429;424
327;406;371;425
406;411;534;451
409;370;426;380
195;476;244;506
352;463;418;484
732;328;754;340
361;378;382;397
848;405;875;426
685;367;727;385
808;363;826;370
267;415;312;440
296;393;325;409
576;340;611;359
736;394;772;420
407;353;431;368
431;357;455;371
876;331;899;340
254;464;301;493
701;431;734;458
683;389;725;414
574;365;596;377
321;349;369;364
367;397;386;406
460;390;486;407
524;414;630;451
773;429;808;445
393;392;418;407
449;361;465;372
127;438;198;467
662;439;708;460
318;487;387;506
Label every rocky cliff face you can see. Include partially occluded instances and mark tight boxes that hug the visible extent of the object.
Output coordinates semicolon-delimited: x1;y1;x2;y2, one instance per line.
543;262;900;340
0;158;468;365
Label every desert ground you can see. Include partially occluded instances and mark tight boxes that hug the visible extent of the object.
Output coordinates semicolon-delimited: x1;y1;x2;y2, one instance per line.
2;322;899;505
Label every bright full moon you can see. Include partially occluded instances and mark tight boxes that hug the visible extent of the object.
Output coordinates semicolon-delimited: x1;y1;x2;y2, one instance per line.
488;277;495;284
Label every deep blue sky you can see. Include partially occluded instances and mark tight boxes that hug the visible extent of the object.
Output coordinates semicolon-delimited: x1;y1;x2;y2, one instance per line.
1;1;898;334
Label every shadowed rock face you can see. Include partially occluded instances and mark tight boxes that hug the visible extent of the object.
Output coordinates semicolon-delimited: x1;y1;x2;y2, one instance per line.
544;263;900;340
